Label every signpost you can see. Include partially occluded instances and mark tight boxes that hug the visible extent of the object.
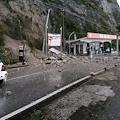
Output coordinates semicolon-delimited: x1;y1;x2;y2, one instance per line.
117;34;120;55
48;33;61;47
19;46;24;64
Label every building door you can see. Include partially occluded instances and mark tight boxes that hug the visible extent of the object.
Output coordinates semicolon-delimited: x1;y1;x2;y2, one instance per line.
76;45;79;54
80;45;83;54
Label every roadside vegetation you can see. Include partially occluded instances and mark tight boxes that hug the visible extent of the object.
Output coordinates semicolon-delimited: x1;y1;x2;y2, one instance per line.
5;15;31;40
116;23;120;32
0;23;17;65
0;23;6;46
0;47;17;65
42;0;63;5
26;109;54;120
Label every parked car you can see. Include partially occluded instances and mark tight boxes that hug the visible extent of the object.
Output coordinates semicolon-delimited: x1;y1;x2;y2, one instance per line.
105;48;117;54
105;48;113;53
0;61;8;86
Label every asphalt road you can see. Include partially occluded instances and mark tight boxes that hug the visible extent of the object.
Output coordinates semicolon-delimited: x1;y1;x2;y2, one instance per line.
70;66;120;120
0;65;88;118
0;56;119;119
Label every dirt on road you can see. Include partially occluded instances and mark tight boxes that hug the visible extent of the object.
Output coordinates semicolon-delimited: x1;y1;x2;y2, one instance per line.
1;55;120;119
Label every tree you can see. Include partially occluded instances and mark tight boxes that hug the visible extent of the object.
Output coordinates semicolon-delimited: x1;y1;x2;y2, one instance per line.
116;24;120;32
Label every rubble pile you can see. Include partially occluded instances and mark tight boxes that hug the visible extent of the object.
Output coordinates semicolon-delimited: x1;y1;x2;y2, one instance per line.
42;48;77;67
14;46;119;71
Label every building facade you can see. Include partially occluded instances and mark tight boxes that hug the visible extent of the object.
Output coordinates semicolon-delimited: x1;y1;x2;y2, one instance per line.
66;32;116;55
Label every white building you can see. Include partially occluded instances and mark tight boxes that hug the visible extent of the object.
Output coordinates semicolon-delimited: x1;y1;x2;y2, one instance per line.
66;32;117;55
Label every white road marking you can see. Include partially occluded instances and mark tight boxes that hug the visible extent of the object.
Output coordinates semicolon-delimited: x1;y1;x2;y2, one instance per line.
0;75;91;120
7;71;47;81
1;69;105;120
7;68;59;81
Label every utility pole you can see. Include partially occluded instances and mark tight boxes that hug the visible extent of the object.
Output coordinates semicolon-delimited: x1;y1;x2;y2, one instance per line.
45;9;51;55
62;9;65;51
18;20;22;40
60;26;62;52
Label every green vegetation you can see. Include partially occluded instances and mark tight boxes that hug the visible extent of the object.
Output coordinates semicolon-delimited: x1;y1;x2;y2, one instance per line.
85;20;97;33
42;0;113;38
0;47;17;65
89;2;95;7
54;9;63;33
26;109;53;120
74;0;88;5
54;8;112;40
2;0;15;3
116;24;120;32
42;0;63;5
30;110;42;119
1;0;116;54
0;23;6;46
54;9;86;39
102;12;109;21
64;17;83;39
0;21;17;65
28;38;43;50
5;15;31;40
74;0;98;7
4;15;43;50
107;0;113;3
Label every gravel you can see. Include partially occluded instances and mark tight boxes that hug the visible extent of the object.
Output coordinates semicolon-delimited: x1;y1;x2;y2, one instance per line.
45;85;115;120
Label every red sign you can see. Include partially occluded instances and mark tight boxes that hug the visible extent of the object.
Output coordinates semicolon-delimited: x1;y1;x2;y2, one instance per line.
87;32;116;39
19;46;24;50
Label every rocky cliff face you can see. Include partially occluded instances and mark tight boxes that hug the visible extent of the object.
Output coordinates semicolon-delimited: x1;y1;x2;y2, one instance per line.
0;0;120;53
54;0;120;36
0;0;46;49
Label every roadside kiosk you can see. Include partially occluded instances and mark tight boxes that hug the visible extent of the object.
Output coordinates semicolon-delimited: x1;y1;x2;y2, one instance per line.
19;46;24;63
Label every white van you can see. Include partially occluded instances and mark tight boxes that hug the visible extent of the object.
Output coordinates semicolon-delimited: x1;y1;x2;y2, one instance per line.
0;61;8;85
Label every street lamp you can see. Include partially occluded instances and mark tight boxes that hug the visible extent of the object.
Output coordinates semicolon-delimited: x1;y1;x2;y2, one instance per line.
45;9;51;55
68;31;75;55
117;33;120;55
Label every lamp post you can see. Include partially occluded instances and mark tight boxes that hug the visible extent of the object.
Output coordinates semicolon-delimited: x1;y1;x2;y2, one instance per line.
45;9;51;55
117;33;120;55
68;31;75;55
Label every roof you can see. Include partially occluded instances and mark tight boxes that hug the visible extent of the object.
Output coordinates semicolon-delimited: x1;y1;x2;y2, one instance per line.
66;37;115;44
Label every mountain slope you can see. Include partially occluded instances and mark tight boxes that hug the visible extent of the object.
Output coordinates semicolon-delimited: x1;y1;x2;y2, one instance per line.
0;0;120;64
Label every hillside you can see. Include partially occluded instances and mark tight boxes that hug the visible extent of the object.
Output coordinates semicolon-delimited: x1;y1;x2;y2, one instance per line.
0;0;120;64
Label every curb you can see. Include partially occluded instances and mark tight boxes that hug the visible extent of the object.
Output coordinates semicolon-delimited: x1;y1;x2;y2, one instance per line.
6;65;29;69
0;69;105;120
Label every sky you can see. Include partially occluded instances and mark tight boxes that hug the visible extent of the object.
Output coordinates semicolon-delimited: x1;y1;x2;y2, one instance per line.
117;0;120;6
